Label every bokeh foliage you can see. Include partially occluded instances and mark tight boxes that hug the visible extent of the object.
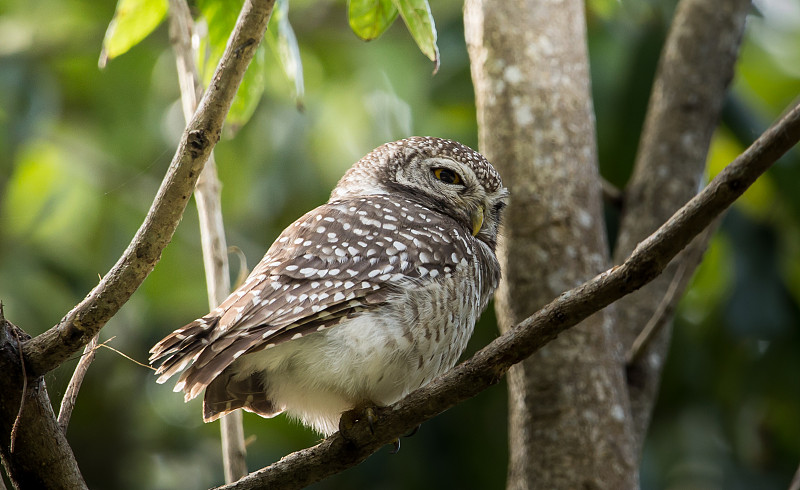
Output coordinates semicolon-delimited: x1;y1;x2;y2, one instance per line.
1;0;799;488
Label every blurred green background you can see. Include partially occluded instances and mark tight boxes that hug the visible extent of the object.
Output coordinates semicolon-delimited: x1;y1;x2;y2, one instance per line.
1;0;799;488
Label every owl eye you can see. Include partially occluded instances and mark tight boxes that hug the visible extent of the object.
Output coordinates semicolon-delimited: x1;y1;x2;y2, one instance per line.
432;168;462;185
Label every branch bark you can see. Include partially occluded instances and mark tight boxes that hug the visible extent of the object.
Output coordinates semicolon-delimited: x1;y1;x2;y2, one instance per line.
1;308;86;489
213;100;800;490
20;0;275;378
613;0;751;454
464;0;636;487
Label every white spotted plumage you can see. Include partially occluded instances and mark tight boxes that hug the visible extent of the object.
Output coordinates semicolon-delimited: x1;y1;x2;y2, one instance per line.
150;137;508;435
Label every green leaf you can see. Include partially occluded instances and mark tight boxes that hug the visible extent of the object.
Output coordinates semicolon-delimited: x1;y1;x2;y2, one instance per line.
197;0;266;132
266;0;305;106
391;0;439;72
99;0;168;68
196;0;241;84
348;0;399;41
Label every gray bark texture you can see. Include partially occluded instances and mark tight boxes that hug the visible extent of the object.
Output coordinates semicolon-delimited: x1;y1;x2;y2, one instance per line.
0;310;87;489
465;0;638;488
614;0;750;455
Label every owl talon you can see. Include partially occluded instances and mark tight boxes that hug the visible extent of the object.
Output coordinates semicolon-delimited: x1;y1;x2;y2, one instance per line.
339;405;380;439
364;406;377;434
390;438;401;454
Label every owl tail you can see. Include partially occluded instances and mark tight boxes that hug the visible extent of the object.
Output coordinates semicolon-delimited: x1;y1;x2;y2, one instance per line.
150;315;282;410
149;316;221;386
202;368;284;422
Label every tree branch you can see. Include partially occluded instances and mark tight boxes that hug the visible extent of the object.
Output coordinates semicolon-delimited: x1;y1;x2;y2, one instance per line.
612;0;751;453
624;223;716;366
21;0;276;378
215;101;800;489
57;333;99;433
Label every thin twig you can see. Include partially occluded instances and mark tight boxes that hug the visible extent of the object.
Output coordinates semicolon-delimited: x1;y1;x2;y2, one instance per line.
216;101;800;490
97;343;156;370
59;335;156;370
57;334;100;433
626;262;686;365
168;0;247;481
9;328;26;454
625;225;716;365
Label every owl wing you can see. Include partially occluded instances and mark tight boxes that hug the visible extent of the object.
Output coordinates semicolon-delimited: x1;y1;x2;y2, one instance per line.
149;195;473;403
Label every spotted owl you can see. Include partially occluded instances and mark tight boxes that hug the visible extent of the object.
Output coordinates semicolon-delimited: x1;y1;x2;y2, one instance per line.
150;137;508;436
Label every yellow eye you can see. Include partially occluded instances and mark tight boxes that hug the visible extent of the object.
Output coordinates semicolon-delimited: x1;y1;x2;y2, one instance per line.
433;168;462;185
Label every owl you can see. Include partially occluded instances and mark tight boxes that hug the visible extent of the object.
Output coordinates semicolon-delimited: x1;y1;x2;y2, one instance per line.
150;137;508;436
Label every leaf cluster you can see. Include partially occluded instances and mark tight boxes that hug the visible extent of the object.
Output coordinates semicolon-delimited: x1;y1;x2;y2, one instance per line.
99;0;439;129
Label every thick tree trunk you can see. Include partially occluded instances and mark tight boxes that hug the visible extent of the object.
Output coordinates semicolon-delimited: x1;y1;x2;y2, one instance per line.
0;313;86;489
465;0;637;488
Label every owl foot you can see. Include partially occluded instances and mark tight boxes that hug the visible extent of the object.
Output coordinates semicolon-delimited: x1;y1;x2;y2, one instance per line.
339;405;380;438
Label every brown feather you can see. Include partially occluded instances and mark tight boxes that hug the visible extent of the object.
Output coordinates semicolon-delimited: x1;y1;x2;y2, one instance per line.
151;195;470;398
203;368;281;422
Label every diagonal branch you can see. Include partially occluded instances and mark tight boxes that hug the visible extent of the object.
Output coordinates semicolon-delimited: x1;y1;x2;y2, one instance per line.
21;0;277;378
217;101;800;490
612;0;751;453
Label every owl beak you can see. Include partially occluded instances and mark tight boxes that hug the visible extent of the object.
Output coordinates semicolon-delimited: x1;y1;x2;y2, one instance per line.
471;206;485;236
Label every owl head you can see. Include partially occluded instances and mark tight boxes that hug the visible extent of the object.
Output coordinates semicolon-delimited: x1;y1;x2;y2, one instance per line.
330;137;509;249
